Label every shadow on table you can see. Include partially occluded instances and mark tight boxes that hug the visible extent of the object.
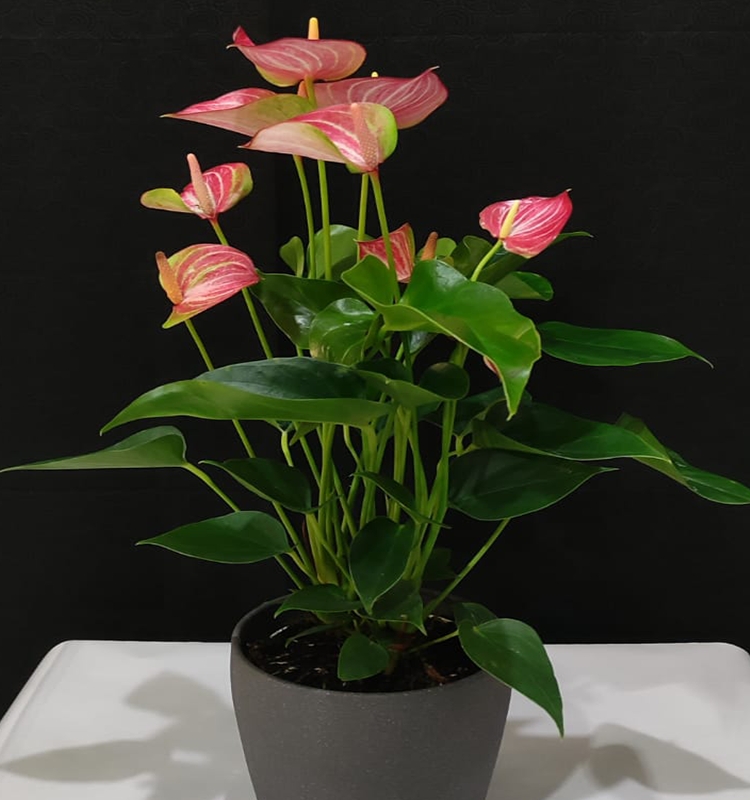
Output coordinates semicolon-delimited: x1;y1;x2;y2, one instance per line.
489;719;750;800
2;672;749;800
0;672;253;800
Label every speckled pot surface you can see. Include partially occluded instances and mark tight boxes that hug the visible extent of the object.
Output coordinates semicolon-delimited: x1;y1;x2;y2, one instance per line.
230;599;512;800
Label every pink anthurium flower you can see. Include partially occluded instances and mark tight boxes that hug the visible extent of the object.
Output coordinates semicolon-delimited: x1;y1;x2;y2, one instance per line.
247;102;398;173
156;244;260;328
479;191;573;257
358;223;416;282
313;69;448;129
163;88;313;137
141;155;254;222
231;26;366;87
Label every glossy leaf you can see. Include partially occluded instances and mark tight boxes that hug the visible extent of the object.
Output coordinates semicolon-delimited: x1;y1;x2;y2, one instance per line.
473;402;668;462
276;584;362;616
157;244;260;328
337;632;390;681
617;414;750;504
203;457;313;512
314;69;448;128
357;223;415;282
279;235;305;274
341;254;398;306
378;260;540;416
356;359;469;407
350;517;414;611
252;275;356;347
479;192;573;257
496;272;553;301
539;321;709;366
309;298;375;365
449;387;508;435
356;471;447;527
248;103;398;174
138;511;290;563
456;603;564;735
102;358;389;432
166;89;312;136
232;27;366;86
370;581;425;632
449;449;614;520
1;427;188;472
309;225;363;279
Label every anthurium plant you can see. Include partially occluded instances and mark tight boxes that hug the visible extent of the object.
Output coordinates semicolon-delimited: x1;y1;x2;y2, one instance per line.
7;18;750;736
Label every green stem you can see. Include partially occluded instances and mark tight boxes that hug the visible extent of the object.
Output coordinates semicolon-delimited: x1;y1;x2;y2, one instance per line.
357;173;370;239
293;155;316;278
185;319;256;458
410;629;459;653
241;288;274;360
317;161;332;280
470;238;504;282
209;219;229;246
369;170;395;273
424;518;511;617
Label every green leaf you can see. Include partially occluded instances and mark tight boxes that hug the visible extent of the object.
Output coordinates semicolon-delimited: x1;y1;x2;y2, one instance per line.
309;225;364;280
539;321;709;367
496;272;553;301
449;449;614;520
451;235;492;277
252;274;356;347
337;632;390;681
1;426;188;472
370;580;425;632
276;584;362;616
617;414;750;504
356;471;448;528
378;261;541;417
279;236;305;274
422;547;455;581
138;511;290;563
102;358;389;431
455;603;563;736
473;402;668;462
341;254;399;306
446;387;508;435
309;298;375;365
350;517;414;611
203;457;313;512
356;359;469;408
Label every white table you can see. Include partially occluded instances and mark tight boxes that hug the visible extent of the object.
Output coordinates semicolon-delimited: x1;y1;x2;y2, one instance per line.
1;641;749;799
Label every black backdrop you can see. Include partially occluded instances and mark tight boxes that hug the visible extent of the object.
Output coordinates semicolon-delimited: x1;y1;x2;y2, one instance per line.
2;0;750;715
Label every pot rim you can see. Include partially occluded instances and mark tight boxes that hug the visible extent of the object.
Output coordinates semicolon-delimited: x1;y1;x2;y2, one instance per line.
231;596;493;699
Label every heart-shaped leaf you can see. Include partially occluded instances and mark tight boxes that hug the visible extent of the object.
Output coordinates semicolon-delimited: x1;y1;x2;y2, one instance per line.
276;584;362;616
496;272;553;301
449;449;614;520
337;632;390;681
350;517;414;611
379;260;540;416
370;581;425;632
1;427;188;472
204;458;313;512
138;511;290;563
309;298;375;365
102;358;389;431
539;321;709;366
356;360;469;408
616;414;750;504
474;402;668;462
252;274;357;347
456;602;563;735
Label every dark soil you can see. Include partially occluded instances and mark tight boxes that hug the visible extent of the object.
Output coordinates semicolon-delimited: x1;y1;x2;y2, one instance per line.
244;610;479;693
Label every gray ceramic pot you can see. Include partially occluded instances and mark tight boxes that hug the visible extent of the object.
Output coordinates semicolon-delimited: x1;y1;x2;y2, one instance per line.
230;599;512;800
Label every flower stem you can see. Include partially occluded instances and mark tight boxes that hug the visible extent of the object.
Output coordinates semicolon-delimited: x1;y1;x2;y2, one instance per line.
369;170;395;274
470;238;504;281
317;161;332;280
209;219;229;246
241;288;274;359
357;173;370;239
293;155;316;278
424;518;511;617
